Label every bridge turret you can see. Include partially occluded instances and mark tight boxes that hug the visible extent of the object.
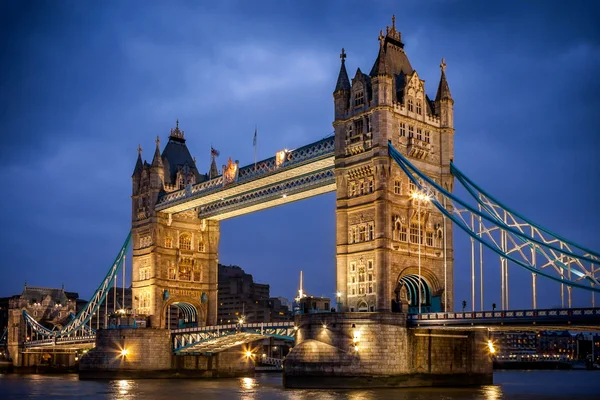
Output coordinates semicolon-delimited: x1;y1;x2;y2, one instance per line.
435;58;454;129
333;48;351;121
150;136;165;191
132;145;143;196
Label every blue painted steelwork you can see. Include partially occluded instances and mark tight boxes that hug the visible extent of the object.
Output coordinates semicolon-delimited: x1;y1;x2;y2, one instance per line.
22;232;132;338
156;136;335;211
388;142;600;294
407;307;600;329
172;321;296;353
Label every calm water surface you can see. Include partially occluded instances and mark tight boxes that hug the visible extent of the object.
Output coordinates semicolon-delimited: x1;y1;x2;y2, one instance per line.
0;371;599;399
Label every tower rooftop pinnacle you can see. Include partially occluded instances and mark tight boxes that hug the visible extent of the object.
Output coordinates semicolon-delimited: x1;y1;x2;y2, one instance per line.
435;58;452;102
132;144;143;176
334;48;351;92
369;15;412;77
169;119;185;142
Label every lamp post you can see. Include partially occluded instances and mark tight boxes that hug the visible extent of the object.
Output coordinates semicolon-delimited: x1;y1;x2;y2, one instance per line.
336;292;342;312
412;189;431;314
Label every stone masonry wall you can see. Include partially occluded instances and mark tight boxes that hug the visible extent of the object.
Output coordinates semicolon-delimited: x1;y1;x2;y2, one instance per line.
80;328;171;372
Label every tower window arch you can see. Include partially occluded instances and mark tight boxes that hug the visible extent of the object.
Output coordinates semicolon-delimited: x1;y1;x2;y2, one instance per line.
179;233;192;250
354;90;364;106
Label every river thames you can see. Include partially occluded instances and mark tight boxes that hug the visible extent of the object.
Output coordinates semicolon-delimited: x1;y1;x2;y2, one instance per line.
0;371;599;399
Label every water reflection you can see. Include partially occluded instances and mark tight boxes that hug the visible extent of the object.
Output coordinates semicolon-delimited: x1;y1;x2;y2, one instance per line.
1;372;598;400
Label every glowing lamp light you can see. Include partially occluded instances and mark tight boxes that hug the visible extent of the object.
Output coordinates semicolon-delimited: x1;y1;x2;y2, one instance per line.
336;292;342;298
322;323;327;329
245;351;253;358
120;349;130;357
293;326;299;331
487;340;495;354
354;345;359;352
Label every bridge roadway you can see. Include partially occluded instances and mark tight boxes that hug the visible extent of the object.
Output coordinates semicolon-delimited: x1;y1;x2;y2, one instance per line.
24;307;600;352
155;137;335;219
408;307;600;331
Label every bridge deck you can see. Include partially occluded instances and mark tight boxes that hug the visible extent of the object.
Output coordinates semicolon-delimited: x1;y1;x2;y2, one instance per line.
176;332;266;356
156;137;334;218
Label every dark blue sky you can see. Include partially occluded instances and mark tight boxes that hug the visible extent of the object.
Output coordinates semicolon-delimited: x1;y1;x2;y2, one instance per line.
1;1;599;311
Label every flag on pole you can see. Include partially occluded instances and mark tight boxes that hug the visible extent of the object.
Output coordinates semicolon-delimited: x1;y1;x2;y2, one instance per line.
253;126;258;169
211;146;220;157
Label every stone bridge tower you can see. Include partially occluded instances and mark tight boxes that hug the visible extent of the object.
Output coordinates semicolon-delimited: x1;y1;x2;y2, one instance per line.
333;17;455;313
131;122;218;328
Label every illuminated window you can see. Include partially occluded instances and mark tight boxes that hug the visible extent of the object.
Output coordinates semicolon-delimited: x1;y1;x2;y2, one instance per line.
400;225;407;242
394;180;402;194
416;100;422;115
410;223;423;244
164;236;172;248
179;234;191;250
359;226;366;242
400;123;406;137
409;181;416;193
408;98;414;112
168;267;176;280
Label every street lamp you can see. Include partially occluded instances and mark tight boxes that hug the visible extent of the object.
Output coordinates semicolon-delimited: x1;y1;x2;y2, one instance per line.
411;190;432;314
336;292;342;312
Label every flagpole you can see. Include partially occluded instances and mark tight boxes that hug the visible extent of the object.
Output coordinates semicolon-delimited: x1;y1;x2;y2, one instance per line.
253;125;257;171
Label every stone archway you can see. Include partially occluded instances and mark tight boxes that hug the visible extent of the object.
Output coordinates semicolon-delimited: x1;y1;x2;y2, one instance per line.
394;266;443;313
161;297;204;329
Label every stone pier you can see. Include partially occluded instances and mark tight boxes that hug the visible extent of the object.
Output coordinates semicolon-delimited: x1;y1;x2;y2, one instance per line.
284;312;492;388
79;328;255;379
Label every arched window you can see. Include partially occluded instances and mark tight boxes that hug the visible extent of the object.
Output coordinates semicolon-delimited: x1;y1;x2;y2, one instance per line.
179;234;191;250
407;98;414;112
354;90;364;106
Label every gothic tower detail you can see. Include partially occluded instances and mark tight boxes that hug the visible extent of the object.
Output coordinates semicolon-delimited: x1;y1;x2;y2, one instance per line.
131;121;219;328
334;16;455;313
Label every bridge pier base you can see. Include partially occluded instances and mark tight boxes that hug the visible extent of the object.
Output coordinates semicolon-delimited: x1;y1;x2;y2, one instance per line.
79;328;255;379
284;312;492;388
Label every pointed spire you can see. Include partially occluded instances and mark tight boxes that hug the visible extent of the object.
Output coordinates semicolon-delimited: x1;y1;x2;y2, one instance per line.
133;144;143;176
435;58;452;101
334;48;351;92
151;135;163;168
371;31;389;76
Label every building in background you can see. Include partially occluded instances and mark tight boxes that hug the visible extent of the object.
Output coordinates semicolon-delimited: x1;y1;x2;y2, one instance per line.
217;264;291;324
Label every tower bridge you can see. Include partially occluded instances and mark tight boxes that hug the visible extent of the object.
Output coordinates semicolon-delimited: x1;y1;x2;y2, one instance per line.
7;16;600;386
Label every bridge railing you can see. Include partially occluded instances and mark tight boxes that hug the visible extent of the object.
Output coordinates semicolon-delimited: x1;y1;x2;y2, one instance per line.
171;321;294;335
408;307;600;322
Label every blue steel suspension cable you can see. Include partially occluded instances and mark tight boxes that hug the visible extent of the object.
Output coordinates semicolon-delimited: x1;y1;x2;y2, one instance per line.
23;232;131;337
388;142;599;266
388;142;600;292
450;169;589;280
450;162;600;259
